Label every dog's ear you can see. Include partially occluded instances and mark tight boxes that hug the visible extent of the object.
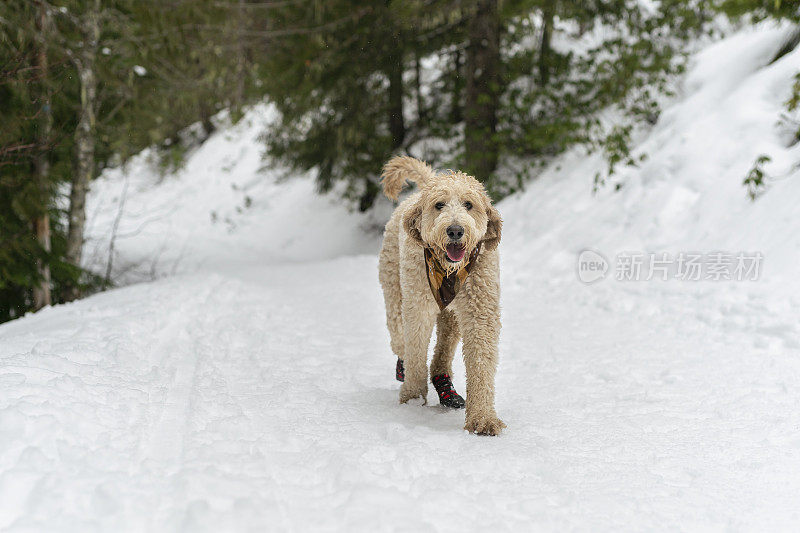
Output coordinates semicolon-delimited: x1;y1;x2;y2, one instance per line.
482;202;502;251
402;199;425;247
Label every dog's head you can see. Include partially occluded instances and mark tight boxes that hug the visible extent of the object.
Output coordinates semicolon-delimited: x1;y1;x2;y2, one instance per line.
403;170;501;272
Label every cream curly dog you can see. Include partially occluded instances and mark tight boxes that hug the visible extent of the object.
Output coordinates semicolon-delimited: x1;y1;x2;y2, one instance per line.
378;155;504;436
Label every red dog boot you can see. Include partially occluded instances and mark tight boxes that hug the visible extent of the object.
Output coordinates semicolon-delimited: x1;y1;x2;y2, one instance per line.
396;358;404;382
431;373;465;409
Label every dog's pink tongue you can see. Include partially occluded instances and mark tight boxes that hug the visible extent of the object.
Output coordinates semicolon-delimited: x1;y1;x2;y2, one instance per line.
446;243;466;262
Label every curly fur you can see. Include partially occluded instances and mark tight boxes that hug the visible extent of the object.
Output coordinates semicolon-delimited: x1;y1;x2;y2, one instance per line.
381;155;436;200
378;155;505;435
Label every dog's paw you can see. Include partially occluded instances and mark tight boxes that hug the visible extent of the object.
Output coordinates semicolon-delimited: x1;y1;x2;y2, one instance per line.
399;383;427;404
464;414;506;436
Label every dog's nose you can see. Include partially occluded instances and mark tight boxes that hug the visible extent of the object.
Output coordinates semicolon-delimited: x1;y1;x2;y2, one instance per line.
446;224;464;241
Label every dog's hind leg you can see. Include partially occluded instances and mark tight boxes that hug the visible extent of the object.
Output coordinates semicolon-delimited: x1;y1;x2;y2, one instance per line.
378;229;404;371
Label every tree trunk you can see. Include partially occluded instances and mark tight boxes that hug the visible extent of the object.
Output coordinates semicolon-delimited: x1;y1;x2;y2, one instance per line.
233;0;247;119
450;48;464;124
539;1;555;85
199;100;216;140
32;0;52;310
387;45;405;150
464;0;501;182
385;0;405;151
361;12;405;212
65;0;100;299
359;46;404;212
414;51;426;127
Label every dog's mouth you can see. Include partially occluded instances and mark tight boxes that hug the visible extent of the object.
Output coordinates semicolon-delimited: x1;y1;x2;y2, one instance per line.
445;243;466;262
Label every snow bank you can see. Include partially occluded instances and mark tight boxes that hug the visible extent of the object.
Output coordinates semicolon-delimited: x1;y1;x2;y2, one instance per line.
83;104;387;284
501;23;800;293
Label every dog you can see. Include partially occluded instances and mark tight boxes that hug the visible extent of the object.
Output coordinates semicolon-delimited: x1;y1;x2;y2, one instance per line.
378;156;504;435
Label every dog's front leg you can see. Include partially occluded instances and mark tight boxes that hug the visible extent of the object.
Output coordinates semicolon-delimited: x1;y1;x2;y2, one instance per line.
460;309;505;435
455;259;505;435
399;292;437;404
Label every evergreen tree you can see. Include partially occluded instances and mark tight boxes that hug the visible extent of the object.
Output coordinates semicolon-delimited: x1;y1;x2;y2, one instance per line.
464;0;501;182
262;0;708;202
0;0;275;321
263;1;425;211
0;0;74;320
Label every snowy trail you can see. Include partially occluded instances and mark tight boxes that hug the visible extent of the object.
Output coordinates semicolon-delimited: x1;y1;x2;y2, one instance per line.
5;22;800;530
3;254;800;530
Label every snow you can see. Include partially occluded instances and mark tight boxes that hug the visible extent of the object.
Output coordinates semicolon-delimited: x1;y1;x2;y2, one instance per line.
3;22;800;531
82;104;385;285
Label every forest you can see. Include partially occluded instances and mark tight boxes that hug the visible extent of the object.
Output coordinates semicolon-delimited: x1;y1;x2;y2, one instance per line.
1;0;797;322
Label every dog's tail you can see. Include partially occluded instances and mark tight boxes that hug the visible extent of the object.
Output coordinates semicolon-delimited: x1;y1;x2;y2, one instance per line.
381;155;435;201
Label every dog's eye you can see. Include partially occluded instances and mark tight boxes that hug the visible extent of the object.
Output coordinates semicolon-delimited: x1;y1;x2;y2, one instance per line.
435;202;445;210
464;201;473;210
